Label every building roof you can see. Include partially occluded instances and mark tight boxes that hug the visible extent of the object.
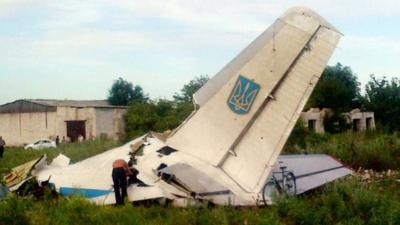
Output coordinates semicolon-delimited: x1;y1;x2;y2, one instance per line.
28;99;126;108
0;99;126;114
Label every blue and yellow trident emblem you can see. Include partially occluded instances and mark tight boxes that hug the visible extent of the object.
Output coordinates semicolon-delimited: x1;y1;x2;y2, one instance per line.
227;75;260;115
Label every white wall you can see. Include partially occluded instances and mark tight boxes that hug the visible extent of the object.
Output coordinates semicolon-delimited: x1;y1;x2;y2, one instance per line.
0;107;125;146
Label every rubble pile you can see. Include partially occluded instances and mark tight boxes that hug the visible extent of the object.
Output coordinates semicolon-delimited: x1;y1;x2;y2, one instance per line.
356;168;400;183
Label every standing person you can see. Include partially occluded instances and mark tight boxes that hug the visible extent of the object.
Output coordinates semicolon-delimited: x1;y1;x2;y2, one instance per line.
0;136;5;159
112;159;132;205
77;134;84;143
55;136;60;146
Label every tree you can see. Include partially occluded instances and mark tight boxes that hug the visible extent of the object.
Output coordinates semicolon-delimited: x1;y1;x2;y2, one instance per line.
153;99;181;131
125;99;181;138
124;75;210;138
323;110;350;133
108;78;148;106
307;63;361;112
364;75;400;131
173;75;209;104
172;75;210;122
125;101;157;138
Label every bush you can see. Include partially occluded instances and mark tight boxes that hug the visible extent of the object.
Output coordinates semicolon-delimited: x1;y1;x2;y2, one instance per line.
284;130;400;170
273;176;400;225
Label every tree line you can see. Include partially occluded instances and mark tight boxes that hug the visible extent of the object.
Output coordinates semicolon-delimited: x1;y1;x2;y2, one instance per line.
108;76;209;138
306;63;400;132
108;64;400;138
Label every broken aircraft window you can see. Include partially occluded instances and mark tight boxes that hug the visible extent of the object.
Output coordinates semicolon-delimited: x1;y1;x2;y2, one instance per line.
156;163;168;172
156;146;177;155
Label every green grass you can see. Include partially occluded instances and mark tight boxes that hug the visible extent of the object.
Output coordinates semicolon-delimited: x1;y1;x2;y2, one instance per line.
283;130;400;171
0;137;120;178
0;176;399;225
1;131;400;224
274;176;400;225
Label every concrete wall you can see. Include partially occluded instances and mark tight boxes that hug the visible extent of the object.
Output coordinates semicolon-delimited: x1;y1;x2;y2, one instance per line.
345;110;375;131
0;111;58;146
0;106;125;146
300;108;328;133
95;108;126;140
300;108;375;133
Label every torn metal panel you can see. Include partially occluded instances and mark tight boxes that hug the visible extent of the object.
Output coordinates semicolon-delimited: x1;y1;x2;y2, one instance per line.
3;155;47;191
130;140;145;153
30;136;185;205
49;154;70;168
159;163;229;195
150;131;171;142
35;138;144;193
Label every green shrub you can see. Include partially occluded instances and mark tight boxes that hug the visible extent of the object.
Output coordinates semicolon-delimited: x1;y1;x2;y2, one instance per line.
284;130;400;170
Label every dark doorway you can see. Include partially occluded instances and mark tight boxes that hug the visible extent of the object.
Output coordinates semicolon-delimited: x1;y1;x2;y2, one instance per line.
352;119;361;131
66;120;86;142
308;119;316;132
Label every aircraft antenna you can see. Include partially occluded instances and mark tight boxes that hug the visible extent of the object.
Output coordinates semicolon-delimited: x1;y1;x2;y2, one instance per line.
273;23;276;52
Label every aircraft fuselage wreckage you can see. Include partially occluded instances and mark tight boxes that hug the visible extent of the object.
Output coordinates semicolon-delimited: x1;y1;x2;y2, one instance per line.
4;7;352;206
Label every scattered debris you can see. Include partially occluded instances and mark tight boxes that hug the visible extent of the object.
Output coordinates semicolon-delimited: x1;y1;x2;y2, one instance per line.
356;168;399;183
3;155;47;191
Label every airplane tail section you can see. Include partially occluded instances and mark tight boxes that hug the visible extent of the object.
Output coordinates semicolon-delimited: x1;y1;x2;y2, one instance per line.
167;7;341;194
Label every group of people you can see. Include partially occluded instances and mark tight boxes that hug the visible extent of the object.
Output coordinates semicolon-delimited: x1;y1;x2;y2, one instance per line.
52;135;69;145
51;134;85;145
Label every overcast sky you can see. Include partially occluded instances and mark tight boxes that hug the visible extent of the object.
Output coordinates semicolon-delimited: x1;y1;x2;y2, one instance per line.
1;0;399;105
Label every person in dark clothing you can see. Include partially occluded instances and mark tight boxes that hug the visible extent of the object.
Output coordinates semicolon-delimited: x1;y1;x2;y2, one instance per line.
127;167;140;185
55;136;60;146
112;159;132;205
0;136;5;159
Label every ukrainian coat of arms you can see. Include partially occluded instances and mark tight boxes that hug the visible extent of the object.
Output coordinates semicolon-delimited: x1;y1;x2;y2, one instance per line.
227;75;260;115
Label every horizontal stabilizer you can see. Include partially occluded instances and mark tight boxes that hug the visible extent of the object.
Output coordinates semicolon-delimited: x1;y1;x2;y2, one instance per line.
273;154;352;194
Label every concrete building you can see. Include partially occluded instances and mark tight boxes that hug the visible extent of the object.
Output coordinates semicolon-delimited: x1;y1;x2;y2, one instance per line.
0;99;126;146
345;108;375;131
300;108;330;133
300;108;375;133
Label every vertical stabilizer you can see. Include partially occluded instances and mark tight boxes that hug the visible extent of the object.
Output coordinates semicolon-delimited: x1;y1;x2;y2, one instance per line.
168;7;341;193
